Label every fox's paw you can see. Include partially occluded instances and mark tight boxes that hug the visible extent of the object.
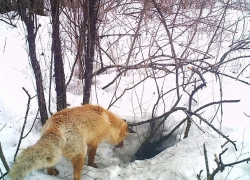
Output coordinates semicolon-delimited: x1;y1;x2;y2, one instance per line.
89;163;98;168
93;163;98;168
47;167;59;176
115;141;124;148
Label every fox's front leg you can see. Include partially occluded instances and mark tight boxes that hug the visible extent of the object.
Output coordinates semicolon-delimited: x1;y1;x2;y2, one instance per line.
87;144;98;168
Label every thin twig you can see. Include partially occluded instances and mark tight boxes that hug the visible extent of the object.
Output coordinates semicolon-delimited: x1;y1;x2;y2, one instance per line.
3;37;6;53
14;87;31;161
129;99;240;128
151;0;180;99
157;117;187;144
194;100;240;113
0;18;17;27
23;109;39;139
199;147;250;180
0;141;10;172
185;68;206;138
0;172;7;180
0;123;7;132
189;111;237;151
203;143;210;177
196;170;203;180
129;107;186;127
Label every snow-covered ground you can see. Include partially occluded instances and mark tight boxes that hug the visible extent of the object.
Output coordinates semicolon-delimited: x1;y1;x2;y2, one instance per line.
1;8;250;180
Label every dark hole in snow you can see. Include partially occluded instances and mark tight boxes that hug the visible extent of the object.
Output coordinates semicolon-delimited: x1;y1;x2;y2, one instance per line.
135;141;162;160
134;130;179;160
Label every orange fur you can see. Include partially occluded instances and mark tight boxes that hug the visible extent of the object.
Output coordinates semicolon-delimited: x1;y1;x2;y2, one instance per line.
9;104;130;180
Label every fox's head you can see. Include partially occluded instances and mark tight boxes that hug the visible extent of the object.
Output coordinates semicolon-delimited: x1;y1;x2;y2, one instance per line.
107;111;135;147
115;124;135;148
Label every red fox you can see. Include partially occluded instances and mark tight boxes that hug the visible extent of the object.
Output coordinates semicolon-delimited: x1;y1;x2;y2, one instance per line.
9;104;133;180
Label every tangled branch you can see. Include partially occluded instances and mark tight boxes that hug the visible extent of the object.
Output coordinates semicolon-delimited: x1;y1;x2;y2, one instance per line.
198;143;250;180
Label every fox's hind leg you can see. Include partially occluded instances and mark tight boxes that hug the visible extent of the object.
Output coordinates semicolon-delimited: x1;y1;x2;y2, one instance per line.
87;144;98;168
71;154;85;180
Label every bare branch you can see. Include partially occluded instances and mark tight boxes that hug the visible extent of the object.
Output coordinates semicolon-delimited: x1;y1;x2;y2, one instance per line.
0;141;10;173
194;100;240;113
200;147;250;180
188;111;237;151
14;88;37;161
203;143;210;177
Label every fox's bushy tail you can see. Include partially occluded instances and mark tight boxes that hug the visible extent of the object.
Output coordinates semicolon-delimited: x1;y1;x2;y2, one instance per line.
8;131;63;180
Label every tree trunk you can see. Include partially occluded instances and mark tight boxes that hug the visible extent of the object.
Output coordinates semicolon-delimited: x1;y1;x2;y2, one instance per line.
16;0;44;15
36;0;44;15
17;0;48;124
0;0;12;13
82;0;99;104
26;21;48;124
50;0;67;111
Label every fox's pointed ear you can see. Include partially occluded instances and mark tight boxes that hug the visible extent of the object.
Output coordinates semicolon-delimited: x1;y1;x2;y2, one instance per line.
128;127;136;133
